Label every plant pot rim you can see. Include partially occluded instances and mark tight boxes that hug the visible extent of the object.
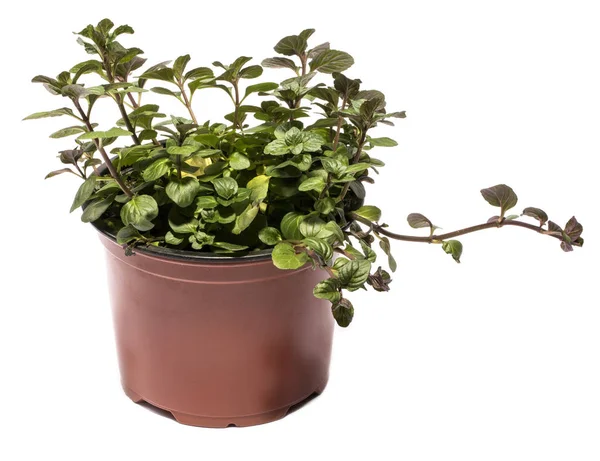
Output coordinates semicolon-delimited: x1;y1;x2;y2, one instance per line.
91;222;274;263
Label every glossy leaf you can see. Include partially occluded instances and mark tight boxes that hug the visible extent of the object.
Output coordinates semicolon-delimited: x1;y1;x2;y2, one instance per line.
78;128;132;140
120;195;159;231
522;207;548;226
310;50;354;74
81;195;114;223
70;175;97;212
232;204;259;234
213;177;238;199
281;212;305;240
272;242;309;269
353;205;381;222
166;177;201;207
332;298;354;327
480;184;518;217
338;259;371;291
259;227;282;245
313;278;342;303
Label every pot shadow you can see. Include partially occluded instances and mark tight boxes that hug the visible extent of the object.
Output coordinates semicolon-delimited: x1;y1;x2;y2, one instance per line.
137;400;177;422
286;391;321;416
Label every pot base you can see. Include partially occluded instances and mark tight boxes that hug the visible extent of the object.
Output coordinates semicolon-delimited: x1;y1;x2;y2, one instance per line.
123;382;328;428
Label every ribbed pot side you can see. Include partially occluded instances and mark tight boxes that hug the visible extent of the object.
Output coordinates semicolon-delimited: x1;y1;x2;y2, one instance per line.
99;234;335;427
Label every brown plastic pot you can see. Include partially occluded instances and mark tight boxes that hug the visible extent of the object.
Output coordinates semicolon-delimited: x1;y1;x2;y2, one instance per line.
97;232;334;427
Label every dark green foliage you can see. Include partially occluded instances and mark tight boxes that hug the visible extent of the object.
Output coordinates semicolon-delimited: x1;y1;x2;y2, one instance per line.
28;20;584;327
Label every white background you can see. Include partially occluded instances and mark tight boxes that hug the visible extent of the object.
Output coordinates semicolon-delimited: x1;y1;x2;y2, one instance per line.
1;1;598;460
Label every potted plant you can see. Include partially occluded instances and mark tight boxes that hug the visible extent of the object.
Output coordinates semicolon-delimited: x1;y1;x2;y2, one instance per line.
26;19;584;427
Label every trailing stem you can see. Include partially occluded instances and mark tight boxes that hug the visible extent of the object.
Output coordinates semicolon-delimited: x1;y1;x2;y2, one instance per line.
351;214;564;243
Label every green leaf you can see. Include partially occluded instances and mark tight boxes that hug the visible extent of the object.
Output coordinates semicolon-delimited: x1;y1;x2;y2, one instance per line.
313;278;342;303
316;221;345;245
120;195;159;231
303;237;333;261
261;57;298;71
298;176;326;193
244;82;278;99
247;175;270;202
189;231;215;250
173;54;190;81
332;298;354;327
167;145;198;156
522;207;548;226
139;129;158;141
310;50;354;74
139;67;175;83
70;175;97;212
480;184;518;218
195;195;218;210
281;212;305;240
321;157;346;176
194;133;220;147
333;72;361;99
211;242;249;251
379;237;397;272
264;139;289;156
344;163;370;175
23;108;76;121
168;207;198;234
116;225;142;244
274;34;307;56
151;87;181;98
78;128;132;140
353;205;382;222
239;65;263;79
232;204;259;234
299;216;325;238
142;158;171;181
166;177;201;207
229;152;251;170
368;137;398;147
259;227;282;245
50;126;86;138
165;231;185;245
338;259;371;291
315;197;336;215
185;66;214;81
272;242;309;269
81;194;114;223
212;177;238;199
442;240;463;263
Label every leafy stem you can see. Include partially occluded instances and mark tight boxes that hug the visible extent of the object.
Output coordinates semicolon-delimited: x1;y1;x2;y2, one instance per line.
72;98;133;198
320;95;348;199
337;129;368;202
178;82;198;125
232;79;241;130
115;95;140;145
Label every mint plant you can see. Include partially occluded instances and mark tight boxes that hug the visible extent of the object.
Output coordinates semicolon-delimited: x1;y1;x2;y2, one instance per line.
27;19;584;327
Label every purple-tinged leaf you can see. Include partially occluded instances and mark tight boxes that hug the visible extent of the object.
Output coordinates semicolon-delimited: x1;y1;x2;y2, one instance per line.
480;184;518;217
332;298;354;327
522;207;548;226
564;216;583;241
546;221;563;237
407;213;432;229
45;168;78;179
